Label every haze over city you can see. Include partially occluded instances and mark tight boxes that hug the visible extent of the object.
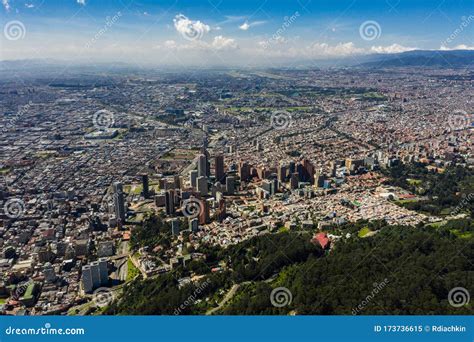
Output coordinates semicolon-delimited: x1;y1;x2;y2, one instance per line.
1;0;474;66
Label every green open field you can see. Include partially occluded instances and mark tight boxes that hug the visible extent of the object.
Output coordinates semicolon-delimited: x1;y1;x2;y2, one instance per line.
394;198;419;205
358;226;372;238
407;178;422;185
450;229;473;239
126;259;140;282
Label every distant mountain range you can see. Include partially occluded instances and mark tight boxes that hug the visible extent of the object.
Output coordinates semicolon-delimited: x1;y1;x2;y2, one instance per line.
357;50;474;68
1;50;473;72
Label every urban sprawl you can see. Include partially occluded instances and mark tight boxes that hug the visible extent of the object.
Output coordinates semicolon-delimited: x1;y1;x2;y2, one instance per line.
0;67;472;315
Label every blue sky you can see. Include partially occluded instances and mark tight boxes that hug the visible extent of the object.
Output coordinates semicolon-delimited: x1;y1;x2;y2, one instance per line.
1;0;473;66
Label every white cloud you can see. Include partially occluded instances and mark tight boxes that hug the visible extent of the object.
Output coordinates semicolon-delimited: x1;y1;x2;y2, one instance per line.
256;40;419;60
440;44;474;51
212;35;238;50
153;36;237;52
173;14;210;40
239;22;250;31
453;44;474;50
239;20;266;31
25;3;35;8
258;36;288;50
370;44;415;54
77;0;86;5
307;42;364;56
2;0;10;12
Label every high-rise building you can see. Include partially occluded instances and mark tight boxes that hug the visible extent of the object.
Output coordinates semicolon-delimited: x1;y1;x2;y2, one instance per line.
171;219;180;236
189;218;199;232
155;194;165;207
198;154;207;178
330;161;337;177
43;263;56;283
199;199;210;225
314;169;325;188
297;163;305;182
165;190;175;216
290;173;299;190
216;198;226;222
190;170;198;189
303;159;315;185
199;146;211;177
261;180;272;194
82;259;107;294
345;158;353;170
82;265;93;293
295;159;315;184
90;261;101;289
226;176;235;195
345;158;365;173
215;155;225;183
197;176;208;196
261;178;278;195
238;161;250;181
98;258;108;285
257;166;266;180
272;178;279;194
174;175;181;190
113;182;126;226
289;161;296;175
141;174;149;199
278;164;287;182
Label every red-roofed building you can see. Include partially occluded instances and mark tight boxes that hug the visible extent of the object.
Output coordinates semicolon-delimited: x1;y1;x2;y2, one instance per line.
312;233;330;250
